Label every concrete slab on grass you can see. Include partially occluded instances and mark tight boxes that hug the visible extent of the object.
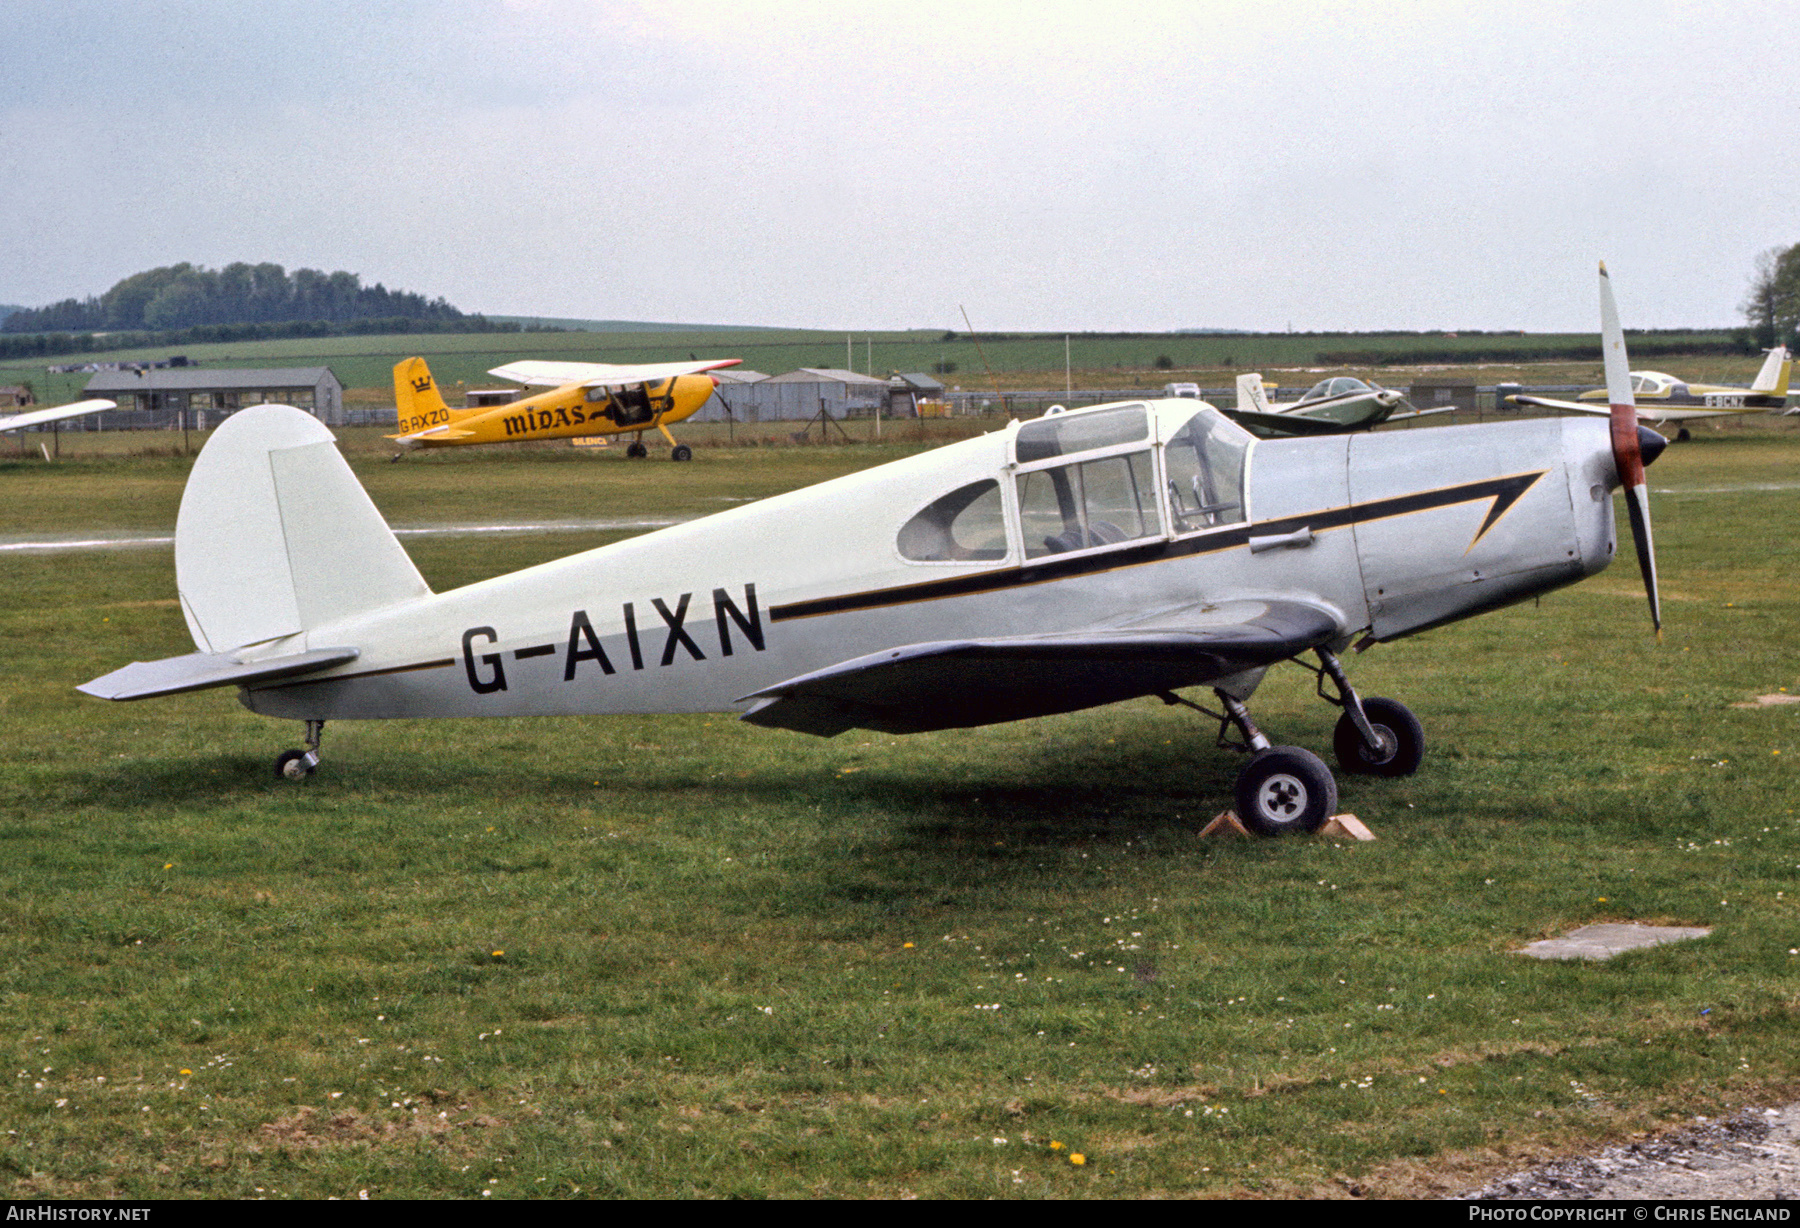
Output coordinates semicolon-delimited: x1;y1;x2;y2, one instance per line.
1518;923;1712;961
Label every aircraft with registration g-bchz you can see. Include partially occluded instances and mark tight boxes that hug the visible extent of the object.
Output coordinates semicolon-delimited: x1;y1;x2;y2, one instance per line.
81;266;1665;836
387;355;739;460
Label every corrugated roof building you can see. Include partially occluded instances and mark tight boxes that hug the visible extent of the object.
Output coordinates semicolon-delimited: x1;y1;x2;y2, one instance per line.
714;368;900;421
82;367;345;427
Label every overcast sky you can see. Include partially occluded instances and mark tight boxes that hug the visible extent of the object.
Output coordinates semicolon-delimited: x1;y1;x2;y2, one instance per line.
3;0;1794;332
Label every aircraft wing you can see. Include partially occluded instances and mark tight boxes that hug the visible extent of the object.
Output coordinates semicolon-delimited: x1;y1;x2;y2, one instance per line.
738;598;1341;737
0;399;116;433
1384;404;1463;422
1219;407;1362;436
1507;394;1743;423
79;647;360;701
488;358;742;389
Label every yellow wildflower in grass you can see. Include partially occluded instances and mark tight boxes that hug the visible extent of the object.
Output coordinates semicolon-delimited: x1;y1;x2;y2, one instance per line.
1049;1141;1064;1151
1070;1153;1086;1166
179;1070;191;1076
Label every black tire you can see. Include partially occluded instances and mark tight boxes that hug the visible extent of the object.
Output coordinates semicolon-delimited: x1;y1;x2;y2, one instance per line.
1234;746;1337;836
274;749;314;781
1332;697;1424;778
626;442;648;459
670;444;692;461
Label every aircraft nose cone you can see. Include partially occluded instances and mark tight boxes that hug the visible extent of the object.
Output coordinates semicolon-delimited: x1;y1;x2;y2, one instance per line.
1637;425;1668;468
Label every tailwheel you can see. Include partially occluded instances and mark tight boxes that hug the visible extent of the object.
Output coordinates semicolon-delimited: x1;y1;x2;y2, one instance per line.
1332;696;1424;778
274;749;315;780
670;444;692;461
274;720;325;782
1234;746;1336;837
625;441;649;459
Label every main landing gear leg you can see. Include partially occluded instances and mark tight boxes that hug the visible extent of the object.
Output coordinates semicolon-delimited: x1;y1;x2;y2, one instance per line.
274;720;326;781
654;421;691;461
1159;687;1336;836
1314;648;1424;778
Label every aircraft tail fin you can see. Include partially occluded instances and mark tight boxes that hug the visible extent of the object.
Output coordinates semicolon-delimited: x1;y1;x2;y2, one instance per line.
1236;373;1273;414
175;404;432;654
1752;346;1792;396
393;356;464;430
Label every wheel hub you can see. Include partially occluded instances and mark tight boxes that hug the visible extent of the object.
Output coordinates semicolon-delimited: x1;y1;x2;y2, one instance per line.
1256;773;1308;819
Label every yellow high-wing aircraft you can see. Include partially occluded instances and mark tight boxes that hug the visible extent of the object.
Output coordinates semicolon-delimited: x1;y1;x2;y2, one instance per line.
388;355;739;460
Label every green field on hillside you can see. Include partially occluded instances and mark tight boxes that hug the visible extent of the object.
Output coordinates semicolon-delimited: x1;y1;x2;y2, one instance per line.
0;326;1760;408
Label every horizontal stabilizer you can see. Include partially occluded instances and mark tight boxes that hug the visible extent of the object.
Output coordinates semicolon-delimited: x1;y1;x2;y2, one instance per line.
489;358;741;388
79;647;359;701
740;599;1340;737
388;426;477;443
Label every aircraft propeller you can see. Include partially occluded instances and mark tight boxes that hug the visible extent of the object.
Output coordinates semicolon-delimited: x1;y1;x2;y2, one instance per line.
1598;262;1662;637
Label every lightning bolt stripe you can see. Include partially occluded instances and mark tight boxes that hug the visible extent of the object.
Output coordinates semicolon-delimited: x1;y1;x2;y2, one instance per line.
770;470;1548;623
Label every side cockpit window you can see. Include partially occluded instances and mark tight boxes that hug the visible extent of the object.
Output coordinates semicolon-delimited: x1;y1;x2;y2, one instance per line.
1164;409;1250;533
1019;451;1159;558
897;479;1008;562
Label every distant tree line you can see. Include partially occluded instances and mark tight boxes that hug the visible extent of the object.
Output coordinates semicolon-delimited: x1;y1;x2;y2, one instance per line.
0;314;532;364
1742;244;1800;348
3;262;471;335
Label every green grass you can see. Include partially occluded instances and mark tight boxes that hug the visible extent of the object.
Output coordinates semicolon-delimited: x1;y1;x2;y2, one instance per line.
1;423;1798;1197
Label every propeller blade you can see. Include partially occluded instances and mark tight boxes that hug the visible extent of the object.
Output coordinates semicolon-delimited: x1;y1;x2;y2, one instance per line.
1598;262;1661;637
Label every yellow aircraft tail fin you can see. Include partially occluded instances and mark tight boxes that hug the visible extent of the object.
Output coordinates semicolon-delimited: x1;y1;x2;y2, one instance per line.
1753;346;1792;397
393;357;464;433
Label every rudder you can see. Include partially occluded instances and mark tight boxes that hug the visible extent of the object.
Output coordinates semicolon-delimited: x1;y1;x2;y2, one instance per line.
393;356;459;432
175;405;431;653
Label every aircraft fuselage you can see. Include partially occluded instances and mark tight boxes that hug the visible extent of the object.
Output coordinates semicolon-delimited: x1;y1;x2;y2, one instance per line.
238;400;1620;730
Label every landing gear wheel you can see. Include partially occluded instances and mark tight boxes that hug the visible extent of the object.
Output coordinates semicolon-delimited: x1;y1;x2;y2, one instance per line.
626;442;649;459
1332;697;1424;778
274;749;315;781
1676;427;1691;442
670;444;692;461
1234;746;1336;836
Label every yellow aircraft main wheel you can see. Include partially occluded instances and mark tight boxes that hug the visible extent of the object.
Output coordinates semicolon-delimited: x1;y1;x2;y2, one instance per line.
626;442;649;459
671;445;692;461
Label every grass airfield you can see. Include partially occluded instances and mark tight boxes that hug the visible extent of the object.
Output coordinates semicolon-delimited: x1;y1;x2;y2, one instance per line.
1;417;1799;1198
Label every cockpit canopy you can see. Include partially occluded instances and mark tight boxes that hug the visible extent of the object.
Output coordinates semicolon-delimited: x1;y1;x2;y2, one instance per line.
1299;376;1374;402
896;401;1254;565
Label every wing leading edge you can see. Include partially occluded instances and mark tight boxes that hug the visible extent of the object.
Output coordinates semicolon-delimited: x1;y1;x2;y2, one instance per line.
739;598;1343;737
488;358;742;388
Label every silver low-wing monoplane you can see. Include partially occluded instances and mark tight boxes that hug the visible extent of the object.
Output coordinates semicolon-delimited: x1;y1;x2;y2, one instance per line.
82;267;1664;835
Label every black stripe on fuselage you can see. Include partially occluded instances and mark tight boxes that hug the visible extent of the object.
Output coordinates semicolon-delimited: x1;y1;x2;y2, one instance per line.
770;470;1546;623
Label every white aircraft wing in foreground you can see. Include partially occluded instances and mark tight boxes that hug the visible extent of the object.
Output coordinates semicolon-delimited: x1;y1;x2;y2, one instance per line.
0;399;115;433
